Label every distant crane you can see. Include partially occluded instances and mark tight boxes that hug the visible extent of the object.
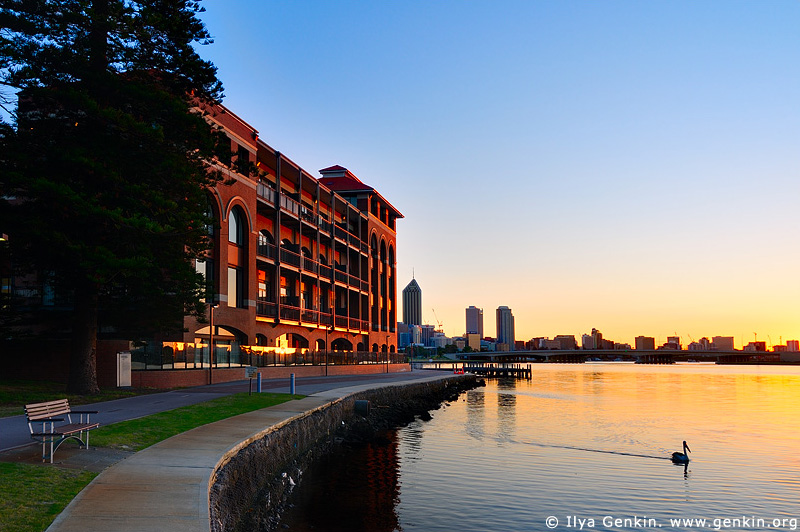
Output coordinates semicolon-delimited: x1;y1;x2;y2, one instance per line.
432;308;443;333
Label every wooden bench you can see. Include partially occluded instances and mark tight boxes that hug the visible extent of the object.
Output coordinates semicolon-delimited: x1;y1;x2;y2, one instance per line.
25;399;100;463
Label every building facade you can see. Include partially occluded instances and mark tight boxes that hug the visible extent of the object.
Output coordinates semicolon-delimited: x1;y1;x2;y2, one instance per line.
635;336;656;350
185;101;403;355
466;305;483;338
402;278;422;326
495;306;515;351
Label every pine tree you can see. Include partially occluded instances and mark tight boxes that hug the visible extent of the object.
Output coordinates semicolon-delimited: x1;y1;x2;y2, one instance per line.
0;1;226;393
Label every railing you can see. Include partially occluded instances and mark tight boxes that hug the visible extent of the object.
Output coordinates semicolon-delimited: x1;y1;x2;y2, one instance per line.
257;242;277;260
280;304;301;322
300;206;315;224
132;345;408;371
280;193;299;216
301;308;318;323
318;217;331;234
334;269;348;284
256;299;277;318
280;246;301;267
302;256;318;274
319;264;332;280
257;182;276;204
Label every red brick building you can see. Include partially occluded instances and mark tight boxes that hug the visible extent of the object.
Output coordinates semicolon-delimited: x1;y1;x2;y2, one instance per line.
184;102;403;359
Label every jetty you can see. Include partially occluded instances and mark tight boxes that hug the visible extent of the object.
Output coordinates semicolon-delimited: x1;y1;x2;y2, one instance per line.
464;363;532;379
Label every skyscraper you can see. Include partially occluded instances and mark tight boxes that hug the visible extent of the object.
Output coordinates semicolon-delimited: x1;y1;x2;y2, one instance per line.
466;306;483;338
496;306;515;350
402;278;422;326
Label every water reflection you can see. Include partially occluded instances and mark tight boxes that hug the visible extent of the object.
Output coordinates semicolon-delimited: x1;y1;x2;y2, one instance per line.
279;365;800;532
496;378;517;443
277;431;401;532
464;388;485;441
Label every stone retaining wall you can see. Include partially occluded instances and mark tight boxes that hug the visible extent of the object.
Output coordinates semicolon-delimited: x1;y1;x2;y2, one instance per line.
208;374;479;532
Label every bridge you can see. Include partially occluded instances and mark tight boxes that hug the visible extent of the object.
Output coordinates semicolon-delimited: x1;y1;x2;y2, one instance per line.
455;349;774;365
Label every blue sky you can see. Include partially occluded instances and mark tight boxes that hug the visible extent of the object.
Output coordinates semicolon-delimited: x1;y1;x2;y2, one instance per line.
198;1;800;347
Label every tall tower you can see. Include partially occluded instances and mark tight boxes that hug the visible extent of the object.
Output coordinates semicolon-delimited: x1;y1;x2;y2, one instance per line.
496;306;515;350
466;306;483;338
402;278;422;326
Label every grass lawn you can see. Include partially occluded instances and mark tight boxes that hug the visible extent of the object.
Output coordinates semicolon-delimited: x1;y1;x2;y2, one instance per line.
0;380;158;418
0;463;96;532
0;392;300;532
91;392;299;451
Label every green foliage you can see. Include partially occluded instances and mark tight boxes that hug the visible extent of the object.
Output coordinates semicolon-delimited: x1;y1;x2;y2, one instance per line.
0;1;226;392
0;462;96;532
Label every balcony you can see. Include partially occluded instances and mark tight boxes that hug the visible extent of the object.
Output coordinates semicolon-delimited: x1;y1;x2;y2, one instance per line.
257;242;277;261
302;256;318;274
319;264;332;280
256;299;277;318
334;268;348;284
300;206;316;225
279;246;301;268
279;193;299;216
257;182;277;205
318;217;332;234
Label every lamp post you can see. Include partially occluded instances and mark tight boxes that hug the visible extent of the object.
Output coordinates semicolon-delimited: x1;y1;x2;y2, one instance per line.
208;304;219;385
325;324;334;376
385;335;390;373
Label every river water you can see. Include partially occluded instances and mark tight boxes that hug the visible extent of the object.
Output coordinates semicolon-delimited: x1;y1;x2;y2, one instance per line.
278;363;800;531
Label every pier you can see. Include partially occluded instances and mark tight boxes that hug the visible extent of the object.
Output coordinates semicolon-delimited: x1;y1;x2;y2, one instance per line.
464;363;532;379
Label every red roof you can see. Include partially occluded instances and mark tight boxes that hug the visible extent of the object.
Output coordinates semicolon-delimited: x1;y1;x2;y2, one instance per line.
319;165;403;218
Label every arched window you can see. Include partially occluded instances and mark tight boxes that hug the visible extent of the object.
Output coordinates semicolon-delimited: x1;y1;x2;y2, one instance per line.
228;207;245;245
227;206;247;308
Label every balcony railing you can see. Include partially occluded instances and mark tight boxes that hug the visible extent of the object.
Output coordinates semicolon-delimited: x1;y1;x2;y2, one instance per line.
280;246;301;268
318;217;331;234
300;206;315;224
257;182;276;204
256;299;277;318
302;256;318;274
280;304;301;322
257;242;277;260
319;264;332;280
334;269;348;284
280;193;299;216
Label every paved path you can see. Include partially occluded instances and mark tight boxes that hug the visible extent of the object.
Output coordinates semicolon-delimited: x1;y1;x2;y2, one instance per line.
0;370;432;452
2;370;453;532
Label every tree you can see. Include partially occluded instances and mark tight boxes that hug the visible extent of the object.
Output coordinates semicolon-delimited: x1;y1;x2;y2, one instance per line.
0;1;226;393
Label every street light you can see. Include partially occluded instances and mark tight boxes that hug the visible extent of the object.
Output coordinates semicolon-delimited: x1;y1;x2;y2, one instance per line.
208;304;219;385
386;335;390;373
325;324;334;376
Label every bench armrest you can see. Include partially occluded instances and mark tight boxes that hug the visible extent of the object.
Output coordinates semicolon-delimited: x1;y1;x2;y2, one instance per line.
69;410;99;414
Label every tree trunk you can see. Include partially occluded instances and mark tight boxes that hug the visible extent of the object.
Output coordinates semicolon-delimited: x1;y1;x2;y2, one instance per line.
67;278;100;394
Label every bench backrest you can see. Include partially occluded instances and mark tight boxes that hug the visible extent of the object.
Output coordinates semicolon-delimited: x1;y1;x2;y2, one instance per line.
25;399;72;421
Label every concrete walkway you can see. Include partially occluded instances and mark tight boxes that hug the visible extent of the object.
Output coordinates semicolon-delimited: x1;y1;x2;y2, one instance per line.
0;371;429;452
37;371;452;532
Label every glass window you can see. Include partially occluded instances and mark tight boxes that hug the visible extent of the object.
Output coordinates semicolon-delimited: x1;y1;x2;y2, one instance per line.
228;267;244;308
228;208;245;245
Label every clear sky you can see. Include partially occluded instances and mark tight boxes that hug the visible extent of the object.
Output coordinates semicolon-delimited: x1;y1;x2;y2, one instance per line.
198;1;800;349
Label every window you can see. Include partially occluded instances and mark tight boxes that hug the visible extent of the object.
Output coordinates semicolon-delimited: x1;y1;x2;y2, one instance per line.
258;269;272;301
228;208;245;245
196;259;215;303
228;267;244;308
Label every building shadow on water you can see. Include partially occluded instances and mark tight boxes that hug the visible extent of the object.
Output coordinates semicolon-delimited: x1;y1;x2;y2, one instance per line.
277;431;401;532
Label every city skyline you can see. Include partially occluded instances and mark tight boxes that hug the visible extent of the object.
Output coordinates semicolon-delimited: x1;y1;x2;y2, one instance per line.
196;2;800;349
